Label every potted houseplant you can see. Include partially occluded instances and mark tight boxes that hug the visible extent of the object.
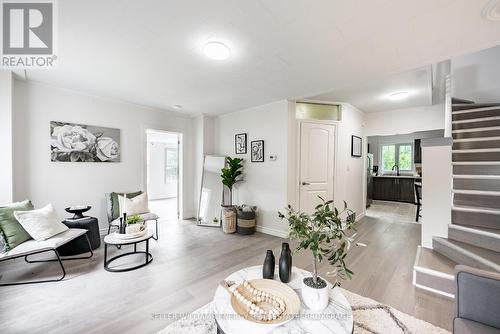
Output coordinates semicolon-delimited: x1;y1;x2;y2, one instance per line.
278;197;356;311
220;157;244;233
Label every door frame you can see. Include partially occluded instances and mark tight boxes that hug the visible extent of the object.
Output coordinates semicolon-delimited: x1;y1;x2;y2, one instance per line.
295;119;339;212
143;128;183;219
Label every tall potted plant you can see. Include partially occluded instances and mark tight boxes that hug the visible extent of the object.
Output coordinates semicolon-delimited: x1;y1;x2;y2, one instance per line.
220;157;243;233
278;197;356;310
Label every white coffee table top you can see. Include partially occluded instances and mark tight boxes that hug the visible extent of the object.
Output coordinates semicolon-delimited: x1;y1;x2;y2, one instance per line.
213;265;353;334
103;229;154;245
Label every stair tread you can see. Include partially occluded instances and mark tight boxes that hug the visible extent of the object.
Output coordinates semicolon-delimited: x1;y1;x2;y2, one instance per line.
433;237;500;271
451;97;475;104
452;189;500;196
453;204;500;214
453;174;500;179
414;246;456;276
449;224;500;237
452;106;500;114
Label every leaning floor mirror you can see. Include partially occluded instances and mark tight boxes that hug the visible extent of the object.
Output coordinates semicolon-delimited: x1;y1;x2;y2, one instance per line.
197;155;226;227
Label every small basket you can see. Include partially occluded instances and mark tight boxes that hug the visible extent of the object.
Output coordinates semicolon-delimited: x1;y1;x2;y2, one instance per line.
222;206;237;234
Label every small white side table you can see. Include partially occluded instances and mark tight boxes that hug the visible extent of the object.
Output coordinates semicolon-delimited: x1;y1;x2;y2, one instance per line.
103;229;154;272
213;265;353;334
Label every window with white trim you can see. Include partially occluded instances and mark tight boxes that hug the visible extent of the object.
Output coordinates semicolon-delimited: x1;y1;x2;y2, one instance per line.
381;143;413;172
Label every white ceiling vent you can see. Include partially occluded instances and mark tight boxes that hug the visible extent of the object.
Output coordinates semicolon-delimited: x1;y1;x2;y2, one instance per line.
482;0;500;21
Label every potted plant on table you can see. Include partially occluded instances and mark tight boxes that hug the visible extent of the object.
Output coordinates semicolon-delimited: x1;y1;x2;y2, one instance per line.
220;157;244;233
278;197;357;311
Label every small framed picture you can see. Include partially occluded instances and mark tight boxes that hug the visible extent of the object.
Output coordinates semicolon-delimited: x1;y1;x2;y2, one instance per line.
351;135;362;157
251;140;264;162
235;133;247;154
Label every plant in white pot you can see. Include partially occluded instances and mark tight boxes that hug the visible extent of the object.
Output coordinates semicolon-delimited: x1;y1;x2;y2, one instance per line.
278;197;356;311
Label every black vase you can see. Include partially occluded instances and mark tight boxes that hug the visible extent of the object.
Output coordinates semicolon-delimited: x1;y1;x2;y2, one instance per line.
279;242;292;283
262;250;275;279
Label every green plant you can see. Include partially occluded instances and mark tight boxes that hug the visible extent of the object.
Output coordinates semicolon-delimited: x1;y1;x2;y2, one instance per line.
278;197;357;288
220;157;244;206
126;215;141;225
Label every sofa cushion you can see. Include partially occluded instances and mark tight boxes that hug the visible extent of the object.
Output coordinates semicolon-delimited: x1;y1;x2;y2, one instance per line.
0;200;34;250
110;191;142;220
14;204;68;241
118;192;150;216
454;318;500;334
0;228;87;260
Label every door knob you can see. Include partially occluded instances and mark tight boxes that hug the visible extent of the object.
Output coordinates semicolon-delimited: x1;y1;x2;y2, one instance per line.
301;182;310;186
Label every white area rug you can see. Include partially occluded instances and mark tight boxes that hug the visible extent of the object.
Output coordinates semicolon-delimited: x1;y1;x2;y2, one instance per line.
158;288;450;334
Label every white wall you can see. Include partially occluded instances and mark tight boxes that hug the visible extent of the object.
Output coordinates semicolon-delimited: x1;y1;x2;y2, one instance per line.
213;100;366;237
12;80;195;230
147;131;178;200
0;70;13;204
364;104;445;137
334;104;366;218
214;100;289;237
452;45;500;103
421;139;452;248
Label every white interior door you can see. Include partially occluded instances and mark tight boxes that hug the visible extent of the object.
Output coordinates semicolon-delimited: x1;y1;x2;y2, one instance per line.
299;121;335;213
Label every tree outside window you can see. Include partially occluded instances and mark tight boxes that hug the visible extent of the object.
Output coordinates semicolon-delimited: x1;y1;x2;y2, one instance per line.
381;143;413;172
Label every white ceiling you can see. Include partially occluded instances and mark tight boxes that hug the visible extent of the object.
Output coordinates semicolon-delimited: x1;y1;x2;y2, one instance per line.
25;0;500;115
309;66;432;113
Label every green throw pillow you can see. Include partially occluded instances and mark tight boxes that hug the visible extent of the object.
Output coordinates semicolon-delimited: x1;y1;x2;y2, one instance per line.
0;200;34;250
111;191;142;220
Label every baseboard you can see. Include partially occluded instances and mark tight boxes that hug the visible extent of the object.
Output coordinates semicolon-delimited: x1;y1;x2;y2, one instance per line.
355;212;365;222
256;225;288;238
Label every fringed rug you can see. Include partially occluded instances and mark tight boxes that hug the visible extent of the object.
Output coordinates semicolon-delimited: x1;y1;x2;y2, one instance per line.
158;288;449;334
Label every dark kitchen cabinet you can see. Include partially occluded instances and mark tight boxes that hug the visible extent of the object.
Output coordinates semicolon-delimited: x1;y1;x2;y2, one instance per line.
414;139;422;164
373;177;418;203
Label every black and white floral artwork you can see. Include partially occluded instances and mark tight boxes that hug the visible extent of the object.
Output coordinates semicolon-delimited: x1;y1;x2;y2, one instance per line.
235;133;247;154
251;140;264;162
50;121;120;162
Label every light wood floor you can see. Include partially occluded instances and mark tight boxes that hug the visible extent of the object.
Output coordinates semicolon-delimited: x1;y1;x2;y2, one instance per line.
0;203;453;333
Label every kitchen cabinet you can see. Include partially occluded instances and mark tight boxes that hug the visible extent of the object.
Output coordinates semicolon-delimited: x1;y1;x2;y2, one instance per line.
414;139;422;164
372;177;419;203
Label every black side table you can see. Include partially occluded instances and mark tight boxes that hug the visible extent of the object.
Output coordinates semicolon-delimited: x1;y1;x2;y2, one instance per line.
57;217;101;256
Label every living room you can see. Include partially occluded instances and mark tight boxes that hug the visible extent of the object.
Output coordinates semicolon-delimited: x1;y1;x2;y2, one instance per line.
1;1;500;334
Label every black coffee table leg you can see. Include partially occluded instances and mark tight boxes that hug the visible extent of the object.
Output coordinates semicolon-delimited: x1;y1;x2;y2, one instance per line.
145;239;149;264
104;243;108;268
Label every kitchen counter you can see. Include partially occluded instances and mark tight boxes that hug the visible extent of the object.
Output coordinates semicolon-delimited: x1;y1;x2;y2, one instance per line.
373;175;421;179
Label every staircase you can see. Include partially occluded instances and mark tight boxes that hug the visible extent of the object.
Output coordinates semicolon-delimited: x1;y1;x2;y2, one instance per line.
413;98;500;298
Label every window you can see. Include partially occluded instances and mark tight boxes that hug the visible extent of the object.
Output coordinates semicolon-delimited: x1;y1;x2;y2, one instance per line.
381;143;413;172
165;147;178;183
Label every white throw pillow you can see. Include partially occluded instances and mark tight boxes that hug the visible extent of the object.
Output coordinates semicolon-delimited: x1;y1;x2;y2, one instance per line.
14;204;68;241
118;192;150;216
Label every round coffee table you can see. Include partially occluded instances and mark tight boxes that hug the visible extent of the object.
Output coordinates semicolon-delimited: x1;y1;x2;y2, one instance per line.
213;265;353;334
103;229;154;272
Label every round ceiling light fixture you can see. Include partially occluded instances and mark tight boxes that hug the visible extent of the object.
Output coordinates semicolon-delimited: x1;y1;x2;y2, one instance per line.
482;0;500;21
203;41;231;60
388;91;410;101
173;104;183;109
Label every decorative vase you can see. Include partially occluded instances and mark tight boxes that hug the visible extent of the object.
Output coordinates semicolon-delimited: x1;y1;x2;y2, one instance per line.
301;276;329;311
279;242;292;283
262;250;275;279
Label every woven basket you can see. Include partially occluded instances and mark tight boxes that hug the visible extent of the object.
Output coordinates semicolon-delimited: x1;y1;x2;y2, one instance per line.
222;207;237;233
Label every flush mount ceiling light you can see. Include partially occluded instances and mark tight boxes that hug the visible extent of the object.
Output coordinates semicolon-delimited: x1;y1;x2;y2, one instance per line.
173;104;183;109
388;91;409;101
203;41;230;60
482;0;500;21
